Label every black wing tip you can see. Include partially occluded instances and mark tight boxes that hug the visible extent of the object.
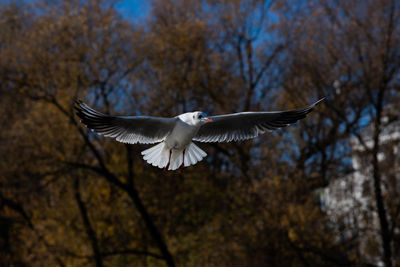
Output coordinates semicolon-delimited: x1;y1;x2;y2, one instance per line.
303;97;325;112
312;97;325;107
291;97;325;119
73;97;82;104
73;98;84;111
73;99;90;121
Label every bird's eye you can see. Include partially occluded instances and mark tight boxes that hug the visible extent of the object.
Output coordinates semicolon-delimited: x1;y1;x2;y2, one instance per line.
199;114;203;119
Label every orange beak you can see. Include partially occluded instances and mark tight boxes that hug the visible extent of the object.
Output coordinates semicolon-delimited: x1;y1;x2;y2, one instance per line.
204;118;213;122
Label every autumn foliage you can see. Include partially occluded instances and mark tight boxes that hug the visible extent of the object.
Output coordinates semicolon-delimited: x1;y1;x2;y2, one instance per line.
0;0;399;266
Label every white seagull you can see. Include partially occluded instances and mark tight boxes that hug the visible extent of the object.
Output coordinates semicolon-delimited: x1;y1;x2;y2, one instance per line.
75;98;324;170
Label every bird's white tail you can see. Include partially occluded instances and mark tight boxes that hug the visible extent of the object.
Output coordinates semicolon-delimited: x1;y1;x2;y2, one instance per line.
141;142;207;170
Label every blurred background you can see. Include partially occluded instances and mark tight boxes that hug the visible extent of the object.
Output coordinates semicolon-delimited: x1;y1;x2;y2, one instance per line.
0;0;399;266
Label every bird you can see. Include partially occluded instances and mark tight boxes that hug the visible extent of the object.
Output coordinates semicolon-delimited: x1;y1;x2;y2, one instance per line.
75;98;324;171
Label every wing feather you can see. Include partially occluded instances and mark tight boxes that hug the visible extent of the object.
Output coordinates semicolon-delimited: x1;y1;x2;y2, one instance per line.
194;99;324;143
75;101;176;144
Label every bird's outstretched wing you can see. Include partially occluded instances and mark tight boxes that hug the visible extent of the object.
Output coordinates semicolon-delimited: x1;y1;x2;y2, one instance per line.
194;98;324;143
75;101;177;144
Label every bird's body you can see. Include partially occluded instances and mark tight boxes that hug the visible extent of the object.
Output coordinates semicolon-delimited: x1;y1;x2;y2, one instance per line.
142;113;208;170
165;113;201;149
75;99;324;170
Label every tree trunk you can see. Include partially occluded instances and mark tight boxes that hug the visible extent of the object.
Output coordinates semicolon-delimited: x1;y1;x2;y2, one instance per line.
125;146;175;267
74;177;103;267
371;90;392;267
125;186;175;267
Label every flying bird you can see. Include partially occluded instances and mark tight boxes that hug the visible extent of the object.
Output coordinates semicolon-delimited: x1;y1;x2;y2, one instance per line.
75;98;324;170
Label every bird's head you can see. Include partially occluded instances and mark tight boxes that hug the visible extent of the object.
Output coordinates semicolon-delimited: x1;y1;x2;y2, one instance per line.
191;111;212;125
